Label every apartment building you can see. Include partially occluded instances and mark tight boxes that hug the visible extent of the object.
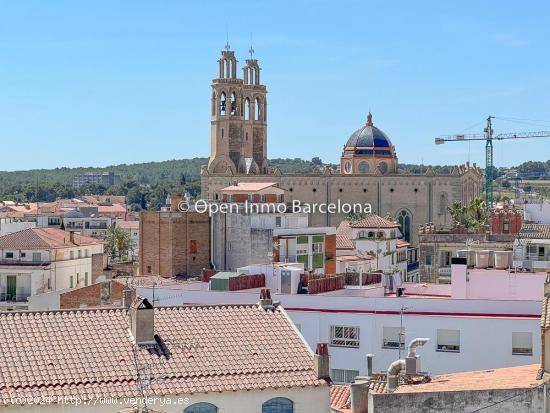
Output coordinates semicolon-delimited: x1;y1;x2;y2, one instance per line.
138;259;546;379
513;223;550;271
0;228;105;310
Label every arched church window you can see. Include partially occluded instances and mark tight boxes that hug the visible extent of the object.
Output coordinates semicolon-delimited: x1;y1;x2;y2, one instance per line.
254;98;261;121
244;98;250;120
230;92;237;115
219;92;226;116
358;161;369;174
397;210;411;243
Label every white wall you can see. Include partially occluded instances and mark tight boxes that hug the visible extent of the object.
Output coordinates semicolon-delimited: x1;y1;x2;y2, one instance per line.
2;385;329;413
141;287;542;377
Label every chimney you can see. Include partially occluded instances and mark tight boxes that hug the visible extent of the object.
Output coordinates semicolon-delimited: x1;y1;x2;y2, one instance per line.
366;354;374;376
123;288;134;310
129;298;155;346
258;288;274;310
313;343;330;380
69;231;75;244
170;193;184;212
350;380;369;413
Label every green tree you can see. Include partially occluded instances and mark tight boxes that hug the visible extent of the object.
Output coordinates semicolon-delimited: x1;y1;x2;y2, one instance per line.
104;226;133;261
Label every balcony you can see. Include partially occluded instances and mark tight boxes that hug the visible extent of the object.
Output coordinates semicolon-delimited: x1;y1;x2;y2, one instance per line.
407;262;419;272
0;293;30;302
438;267;452;276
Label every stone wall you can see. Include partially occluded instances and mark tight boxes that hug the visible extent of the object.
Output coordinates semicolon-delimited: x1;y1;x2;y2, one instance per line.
369;387;544;413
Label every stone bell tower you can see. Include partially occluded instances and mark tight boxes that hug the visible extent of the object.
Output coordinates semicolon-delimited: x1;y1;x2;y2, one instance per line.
207;45;268;175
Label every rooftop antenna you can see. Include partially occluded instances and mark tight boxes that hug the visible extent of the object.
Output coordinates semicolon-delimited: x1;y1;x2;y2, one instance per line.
249;33;255;58
224;25;231;51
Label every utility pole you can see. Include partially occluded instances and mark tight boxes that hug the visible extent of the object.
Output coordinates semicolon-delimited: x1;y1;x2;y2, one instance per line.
398;304;408;359
484;116;494;206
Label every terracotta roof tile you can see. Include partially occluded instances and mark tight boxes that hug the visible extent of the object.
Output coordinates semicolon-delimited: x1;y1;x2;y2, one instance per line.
336;221;355;250
0;228;102;249
0;304;325;404
393;364;541;394
519;224;550;239
542;295;550;328
221;182;279;192
349;215;400;229
330;385;351;412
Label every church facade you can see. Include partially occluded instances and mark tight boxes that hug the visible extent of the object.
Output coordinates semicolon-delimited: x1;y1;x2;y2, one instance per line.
201;48;483;246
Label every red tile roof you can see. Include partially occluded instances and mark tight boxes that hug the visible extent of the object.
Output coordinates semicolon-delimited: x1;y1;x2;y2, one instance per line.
98;203;127;214
336;221;355;250
330;385;351;412
116;220;139;230
392;364;541;394
519;224;550;239
0;304;326;404
396;239;410;248
0;228;102;249
349;214;400;229
221;182;279;192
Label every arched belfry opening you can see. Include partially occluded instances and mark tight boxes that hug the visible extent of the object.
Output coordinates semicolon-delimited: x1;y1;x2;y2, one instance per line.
208;47;269;175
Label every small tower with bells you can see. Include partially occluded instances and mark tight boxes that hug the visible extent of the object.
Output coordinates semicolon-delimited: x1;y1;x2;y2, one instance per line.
208;39;268;175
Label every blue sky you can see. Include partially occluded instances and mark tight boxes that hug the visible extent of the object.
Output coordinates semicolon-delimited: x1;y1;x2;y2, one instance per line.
1;0;549;171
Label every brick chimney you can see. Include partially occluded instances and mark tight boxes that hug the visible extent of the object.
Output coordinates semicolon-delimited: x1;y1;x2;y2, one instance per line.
313;343;330;380
129;297;155;346
258;288;274;310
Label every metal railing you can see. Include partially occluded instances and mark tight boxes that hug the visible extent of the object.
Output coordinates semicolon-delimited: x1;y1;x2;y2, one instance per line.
0;293;30;302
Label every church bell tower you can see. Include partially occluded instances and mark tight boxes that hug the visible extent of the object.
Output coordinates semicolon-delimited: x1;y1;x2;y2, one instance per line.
207;45;268;175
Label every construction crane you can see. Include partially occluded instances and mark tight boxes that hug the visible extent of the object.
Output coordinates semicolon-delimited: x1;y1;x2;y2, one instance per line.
435;116;550;206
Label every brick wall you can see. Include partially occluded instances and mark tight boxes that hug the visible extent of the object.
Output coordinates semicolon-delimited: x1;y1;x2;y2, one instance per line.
139;211;210;277
60;280;135;309
91;253;107;284
324;234;337;274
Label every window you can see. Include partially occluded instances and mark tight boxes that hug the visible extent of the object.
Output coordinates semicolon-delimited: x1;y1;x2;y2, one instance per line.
383;326;404;349
275;216;282;228
254;97;261;121
425;255;432;266
219;92;226;116
358;230;367;239
85;249;89;257
70;251;74;260
262;398;294;413
358;161;370;174
184;403;218;413
344;161;352;174
84;272;89;286
69;276;74;288
331;369;360;384
32;252;41;262
20;252;26;258
441;251;452;266
78;250;82;259
437;329;460;352
244;98;250;120
312;241;324;254
5;252;14;259
190;240;198;254
76;273;80;285
330;325;360;348
512;332;533;355
503;221;510;234
397;210;412;243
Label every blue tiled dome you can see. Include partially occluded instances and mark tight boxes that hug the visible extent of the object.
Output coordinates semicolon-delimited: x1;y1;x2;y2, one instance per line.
344;113;394;156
